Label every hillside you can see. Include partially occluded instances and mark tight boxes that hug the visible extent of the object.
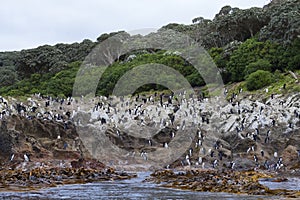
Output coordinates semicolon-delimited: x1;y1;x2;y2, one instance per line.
0;0;299;98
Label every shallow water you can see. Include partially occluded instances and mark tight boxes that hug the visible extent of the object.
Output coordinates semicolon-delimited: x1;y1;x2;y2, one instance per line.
259;178;300;191
0;172;290;200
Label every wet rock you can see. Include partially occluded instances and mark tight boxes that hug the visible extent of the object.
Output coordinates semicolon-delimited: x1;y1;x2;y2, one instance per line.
147;169;299;198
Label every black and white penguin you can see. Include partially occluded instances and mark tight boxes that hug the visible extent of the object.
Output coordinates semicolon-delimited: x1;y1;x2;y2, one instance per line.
164;142;168;148
213;159;218;168
24;153;30;162
189;148;193;157
264;136;269;144
210;150;214;158
10;153;14;161
230;161;235;169
254;155;258;163
266;130;271;137
255;128;260;135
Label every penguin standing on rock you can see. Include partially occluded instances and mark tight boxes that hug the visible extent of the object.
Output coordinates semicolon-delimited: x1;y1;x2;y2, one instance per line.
24;153;30;162
261;150;264;157
189;148;193;157
254;155;258;163
230;161;235;169
10;153;14;162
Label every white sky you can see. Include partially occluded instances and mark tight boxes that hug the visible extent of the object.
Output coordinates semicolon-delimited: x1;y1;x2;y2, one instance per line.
0;0;269;52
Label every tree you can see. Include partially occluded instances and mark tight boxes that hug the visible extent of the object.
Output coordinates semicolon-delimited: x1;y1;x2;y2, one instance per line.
0;67;18;87
259;0;300;43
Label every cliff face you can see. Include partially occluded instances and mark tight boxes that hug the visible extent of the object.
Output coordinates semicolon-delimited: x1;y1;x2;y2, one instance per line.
0;121;13;159
0;114;91;169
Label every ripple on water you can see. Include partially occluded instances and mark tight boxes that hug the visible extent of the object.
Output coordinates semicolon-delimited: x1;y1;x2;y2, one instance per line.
260;178;300;191
0;172;282;200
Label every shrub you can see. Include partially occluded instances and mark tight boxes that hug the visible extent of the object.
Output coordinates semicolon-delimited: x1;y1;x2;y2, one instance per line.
246;70;274;91
244;59;272;77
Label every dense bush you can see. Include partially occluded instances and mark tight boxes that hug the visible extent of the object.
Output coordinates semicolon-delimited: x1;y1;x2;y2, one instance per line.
244;59;272;77
226;38;282;82
246;70;274;91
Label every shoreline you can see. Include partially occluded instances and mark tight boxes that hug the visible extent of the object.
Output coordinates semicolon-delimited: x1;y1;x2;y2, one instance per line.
145;169;300;198
0;164;299;198
0;159;137;193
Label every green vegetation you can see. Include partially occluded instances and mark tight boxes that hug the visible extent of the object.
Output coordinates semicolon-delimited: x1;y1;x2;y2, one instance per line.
0;62;81;97
0;0;299;97
245;70;274;91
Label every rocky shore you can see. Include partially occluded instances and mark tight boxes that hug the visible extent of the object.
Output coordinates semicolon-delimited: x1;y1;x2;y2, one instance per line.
0;164;136;192
0;89;299;195
145;169;300;198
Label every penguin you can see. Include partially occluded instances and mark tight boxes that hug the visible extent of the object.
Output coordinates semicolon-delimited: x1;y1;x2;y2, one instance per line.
185;154;191;166
264;136;269;144
230;161;235;169
171;132;175;138
198;130;204;139
198;157;203;164
164;143;168;148
266;130;270;137
272;119;276;126
255;128;259;135
213;159;218;168
277;157;283;165
210;150;214;157
261;150;264;157
185;154;189;160
253;134;258;142
141;151;147;161
10;153;14;161
189;148;193;157
202;162;205;169
254;155;258;163
196;139;202;148
24;153;30;162
247;147;251;154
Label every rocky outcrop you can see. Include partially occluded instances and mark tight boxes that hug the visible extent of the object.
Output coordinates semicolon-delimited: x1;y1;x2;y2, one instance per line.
0;166;136;192
0;121;13;159
0;91;299;173
72;92;300;172
0;114;91;169
146;169;300;198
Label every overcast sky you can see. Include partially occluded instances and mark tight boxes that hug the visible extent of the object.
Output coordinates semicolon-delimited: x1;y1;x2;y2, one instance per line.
0;0;269;52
